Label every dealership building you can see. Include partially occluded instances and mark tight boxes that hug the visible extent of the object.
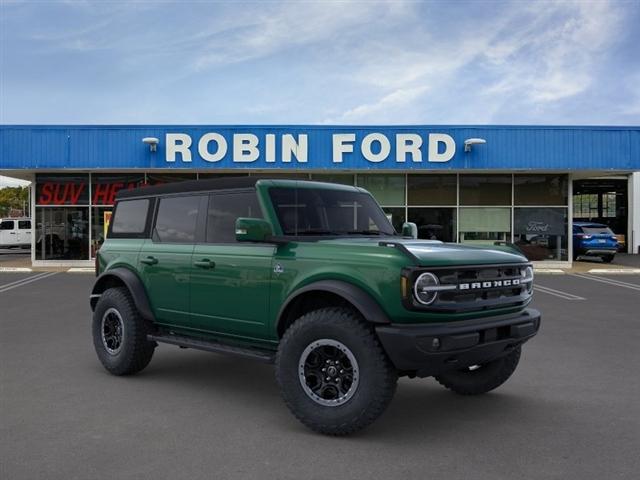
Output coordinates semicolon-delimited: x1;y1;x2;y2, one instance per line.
1;125;638;267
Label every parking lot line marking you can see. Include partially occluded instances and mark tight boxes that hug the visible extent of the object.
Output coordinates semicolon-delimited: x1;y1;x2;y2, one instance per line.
0;271;51;290
571;273;640;291
0;272;58;294
534;284;585;300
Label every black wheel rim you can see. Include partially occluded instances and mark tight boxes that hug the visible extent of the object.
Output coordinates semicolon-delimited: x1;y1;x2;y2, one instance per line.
101;307;124;355
298;339;359;407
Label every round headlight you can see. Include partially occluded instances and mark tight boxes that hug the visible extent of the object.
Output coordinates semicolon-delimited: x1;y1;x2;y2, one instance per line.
413;272;440;305
521;266;534;292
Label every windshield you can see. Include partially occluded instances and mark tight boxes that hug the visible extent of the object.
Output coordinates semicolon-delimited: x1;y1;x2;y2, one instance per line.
268;187;396;236
581;226;614;235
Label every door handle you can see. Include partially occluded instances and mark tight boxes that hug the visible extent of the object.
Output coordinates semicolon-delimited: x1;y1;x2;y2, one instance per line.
140;256;158;265
193;259;215;269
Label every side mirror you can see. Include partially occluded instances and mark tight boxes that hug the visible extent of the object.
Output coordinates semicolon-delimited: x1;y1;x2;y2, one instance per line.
401;222;418;239
235;218;273;242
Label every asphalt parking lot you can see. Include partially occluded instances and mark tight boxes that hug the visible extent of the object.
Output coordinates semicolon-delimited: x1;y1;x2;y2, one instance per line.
1;271;639;480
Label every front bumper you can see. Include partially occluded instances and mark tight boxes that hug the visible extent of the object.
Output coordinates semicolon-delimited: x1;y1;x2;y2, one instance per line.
376;308;541;378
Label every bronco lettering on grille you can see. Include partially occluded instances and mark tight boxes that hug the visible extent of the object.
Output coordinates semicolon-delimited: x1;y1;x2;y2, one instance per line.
458;278;521;290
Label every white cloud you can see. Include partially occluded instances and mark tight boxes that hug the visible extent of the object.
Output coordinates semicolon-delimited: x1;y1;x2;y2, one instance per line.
0;176;30;188
482;1;623;103
2;0;636;125
324;85;429;124
192;1;410;70
326;0;628;123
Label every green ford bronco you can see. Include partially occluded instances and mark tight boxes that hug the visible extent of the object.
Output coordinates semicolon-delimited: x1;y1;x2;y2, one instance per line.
91;177;540;435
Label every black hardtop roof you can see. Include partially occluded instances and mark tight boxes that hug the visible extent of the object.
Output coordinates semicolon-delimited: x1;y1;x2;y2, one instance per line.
116;176;259;199
115;177;360;200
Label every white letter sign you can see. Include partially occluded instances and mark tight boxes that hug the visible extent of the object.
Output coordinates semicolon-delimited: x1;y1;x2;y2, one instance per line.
282;134;308;163
332;134;356;163
428;133;455;162
234;134;259;162
166;133;192;162
396;134;423;162
198;133;227;163
362;133;391;163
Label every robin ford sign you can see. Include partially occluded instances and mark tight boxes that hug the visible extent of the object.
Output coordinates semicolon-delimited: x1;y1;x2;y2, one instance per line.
165;132;457;165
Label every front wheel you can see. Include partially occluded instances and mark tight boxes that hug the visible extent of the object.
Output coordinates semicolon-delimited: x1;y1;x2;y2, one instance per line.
276;307;397;435
435;347;521;395
602;254;615;263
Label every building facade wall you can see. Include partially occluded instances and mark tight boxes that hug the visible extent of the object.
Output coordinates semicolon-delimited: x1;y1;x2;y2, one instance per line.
1;125;637;266
29;171;572;265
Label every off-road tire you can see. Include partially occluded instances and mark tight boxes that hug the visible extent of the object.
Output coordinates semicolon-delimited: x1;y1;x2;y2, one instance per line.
92;287;155;376
276;307;398;436
435;347;521;395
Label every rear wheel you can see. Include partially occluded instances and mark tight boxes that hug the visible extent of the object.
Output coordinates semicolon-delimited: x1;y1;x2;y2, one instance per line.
92;287;155;375
276;307;397;435
435;347;521;395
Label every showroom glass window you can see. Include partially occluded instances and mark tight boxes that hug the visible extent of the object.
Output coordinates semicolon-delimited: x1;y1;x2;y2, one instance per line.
513;175;569;261
459;174;511;205
513;208;568;261
35;174;90;260
310;174;354;185
407;175;456;242
356;175;406;232
357;174;405;206
514;174;568;205
146;173;197;185
458;175;512;245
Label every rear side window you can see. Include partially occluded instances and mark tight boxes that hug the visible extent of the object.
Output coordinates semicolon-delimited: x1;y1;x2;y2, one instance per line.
19;220;31;229
0;220;15;230
206;192;263;243
582;226;614;235
112;199;150;235
154;195;201;243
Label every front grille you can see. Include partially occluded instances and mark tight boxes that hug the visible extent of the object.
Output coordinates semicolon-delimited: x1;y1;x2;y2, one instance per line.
409;263;533;313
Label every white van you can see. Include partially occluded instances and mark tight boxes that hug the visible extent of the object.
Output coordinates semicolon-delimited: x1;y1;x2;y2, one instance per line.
0;217;32;248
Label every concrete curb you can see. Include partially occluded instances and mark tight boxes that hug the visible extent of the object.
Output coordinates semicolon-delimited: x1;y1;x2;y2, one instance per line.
587;268;640;274
534;269;565;274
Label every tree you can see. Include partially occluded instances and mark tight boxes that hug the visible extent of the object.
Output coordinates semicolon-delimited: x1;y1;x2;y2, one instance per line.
0;187;29;217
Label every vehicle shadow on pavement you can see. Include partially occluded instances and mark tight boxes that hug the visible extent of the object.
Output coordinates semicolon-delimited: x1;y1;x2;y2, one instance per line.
126;349;282;400
368;382;544;440
118;349;557;440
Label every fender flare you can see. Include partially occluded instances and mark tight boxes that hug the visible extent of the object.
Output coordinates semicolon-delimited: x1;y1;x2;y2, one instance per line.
276;280;390;334
90;268;155;322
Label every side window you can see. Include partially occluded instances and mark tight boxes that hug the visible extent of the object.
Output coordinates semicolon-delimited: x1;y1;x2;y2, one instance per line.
19;220;31;229
154;195;201;243
0;220;15;230
112;199;150;235
206;191;263;243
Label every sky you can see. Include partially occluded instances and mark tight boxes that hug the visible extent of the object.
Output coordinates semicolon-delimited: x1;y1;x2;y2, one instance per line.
0;0;639;130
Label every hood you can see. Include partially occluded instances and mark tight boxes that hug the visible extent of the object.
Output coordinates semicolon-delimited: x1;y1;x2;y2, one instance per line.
317;237;527;266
